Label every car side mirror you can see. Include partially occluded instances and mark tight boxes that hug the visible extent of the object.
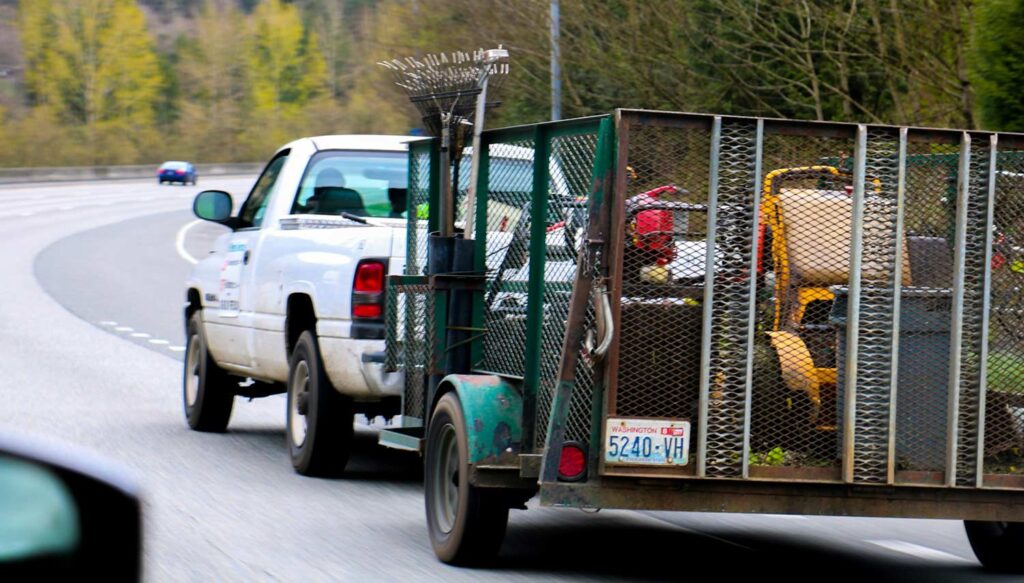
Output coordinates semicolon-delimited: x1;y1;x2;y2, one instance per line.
193;190;233;224
0;432;142;580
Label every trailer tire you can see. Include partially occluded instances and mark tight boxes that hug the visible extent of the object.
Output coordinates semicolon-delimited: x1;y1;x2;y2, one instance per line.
425;392;509;565
183;312;235;432
965;520;1024;572
287;330;354;477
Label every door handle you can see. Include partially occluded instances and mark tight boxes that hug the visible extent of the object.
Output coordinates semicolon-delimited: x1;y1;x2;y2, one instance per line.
243;250;251;265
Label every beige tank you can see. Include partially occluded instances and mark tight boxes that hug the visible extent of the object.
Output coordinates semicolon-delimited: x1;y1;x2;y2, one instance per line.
777;188;912;286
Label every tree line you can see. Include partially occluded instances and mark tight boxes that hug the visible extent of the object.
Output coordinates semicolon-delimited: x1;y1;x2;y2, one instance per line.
0;0;1022;167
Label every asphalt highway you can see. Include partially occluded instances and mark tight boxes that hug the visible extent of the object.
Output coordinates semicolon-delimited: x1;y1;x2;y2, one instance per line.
0;177;1015;581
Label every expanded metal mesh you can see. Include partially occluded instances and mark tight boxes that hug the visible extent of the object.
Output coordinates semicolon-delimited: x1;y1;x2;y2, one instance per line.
745;132;855;475
838;129;902;483
607;114;1024;487
612;123;711;463
890;143;957;476
534;132;597;447
704;120;761;477
394;110;1024;491
985;149;1024;477
955;138;996;485
478;137;536;377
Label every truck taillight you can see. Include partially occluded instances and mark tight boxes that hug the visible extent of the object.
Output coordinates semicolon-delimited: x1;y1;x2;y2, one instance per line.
354;262;384;293
352;260;385;321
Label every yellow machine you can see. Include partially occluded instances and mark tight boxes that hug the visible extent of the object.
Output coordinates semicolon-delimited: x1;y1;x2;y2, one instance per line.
756;166;904;441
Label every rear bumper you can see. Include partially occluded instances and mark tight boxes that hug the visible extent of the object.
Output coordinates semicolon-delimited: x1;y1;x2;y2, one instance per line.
538;477;1024;521
318;337;402;401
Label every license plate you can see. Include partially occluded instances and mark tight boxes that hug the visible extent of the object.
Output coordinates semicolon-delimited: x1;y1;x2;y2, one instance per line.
604;418;690;466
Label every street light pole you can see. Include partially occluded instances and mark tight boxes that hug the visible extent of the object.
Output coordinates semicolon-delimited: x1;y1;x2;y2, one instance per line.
550;0;561;121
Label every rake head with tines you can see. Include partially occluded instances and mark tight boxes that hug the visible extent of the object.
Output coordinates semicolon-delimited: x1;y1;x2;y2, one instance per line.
379;48;509;141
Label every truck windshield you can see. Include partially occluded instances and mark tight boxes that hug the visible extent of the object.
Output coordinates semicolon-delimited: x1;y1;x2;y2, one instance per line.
292;150;408;218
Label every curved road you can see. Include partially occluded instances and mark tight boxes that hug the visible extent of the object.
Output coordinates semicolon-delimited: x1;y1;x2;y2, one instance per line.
0;177;1014;581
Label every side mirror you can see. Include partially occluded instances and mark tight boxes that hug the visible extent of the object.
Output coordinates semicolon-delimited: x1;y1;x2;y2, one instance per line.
193;190;233;223
0;432;142;580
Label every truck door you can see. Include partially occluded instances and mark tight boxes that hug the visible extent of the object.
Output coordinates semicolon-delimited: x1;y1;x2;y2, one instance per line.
208;151;290;368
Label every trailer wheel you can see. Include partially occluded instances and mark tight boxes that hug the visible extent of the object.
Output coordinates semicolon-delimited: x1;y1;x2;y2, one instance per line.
965;520;1024;572
425;392;509;565
287;330;354;477
183;312;235;432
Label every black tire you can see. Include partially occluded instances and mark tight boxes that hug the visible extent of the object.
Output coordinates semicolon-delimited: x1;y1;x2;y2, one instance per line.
287;330;354;477
965;521;1024;572
183;312;235;431
425;392;509;565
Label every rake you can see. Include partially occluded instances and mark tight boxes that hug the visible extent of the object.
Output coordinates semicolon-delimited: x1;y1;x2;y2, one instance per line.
379;47;509;238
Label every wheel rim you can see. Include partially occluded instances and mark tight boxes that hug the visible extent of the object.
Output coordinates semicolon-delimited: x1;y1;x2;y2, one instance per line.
185;333;201;407
289;360;310;447
432;423;459;534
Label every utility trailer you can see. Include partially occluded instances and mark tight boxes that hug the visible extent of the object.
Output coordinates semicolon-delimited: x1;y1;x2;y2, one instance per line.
379;110;1024;569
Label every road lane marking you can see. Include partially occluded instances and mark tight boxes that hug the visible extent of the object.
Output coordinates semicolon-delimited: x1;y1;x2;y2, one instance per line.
168;346;185;352
131;332;151;338
148;339;169;345
114;326;133;332
865;540;974;563
98;321;118;326
176;220;202;265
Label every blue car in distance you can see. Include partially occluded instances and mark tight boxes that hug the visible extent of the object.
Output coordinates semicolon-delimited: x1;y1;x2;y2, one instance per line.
158;161;197;185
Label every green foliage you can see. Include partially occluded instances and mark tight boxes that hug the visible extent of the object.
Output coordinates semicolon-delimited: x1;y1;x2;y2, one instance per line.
0;0;1019;167
970;0;1024;131
750;447;787;467
18;0;162;163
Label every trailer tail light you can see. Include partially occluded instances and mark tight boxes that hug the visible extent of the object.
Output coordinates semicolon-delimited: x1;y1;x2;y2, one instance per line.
558;442;587;482
352;260;385;320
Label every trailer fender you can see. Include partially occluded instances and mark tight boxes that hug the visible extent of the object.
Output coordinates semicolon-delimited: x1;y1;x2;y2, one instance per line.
438;374;523;465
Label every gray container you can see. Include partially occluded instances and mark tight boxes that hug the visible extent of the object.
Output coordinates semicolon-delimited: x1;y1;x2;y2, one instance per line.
831;287;952;470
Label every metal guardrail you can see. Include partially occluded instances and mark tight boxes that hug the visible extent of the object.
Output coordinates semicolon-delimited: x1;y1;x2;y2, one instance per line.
0;162;263;185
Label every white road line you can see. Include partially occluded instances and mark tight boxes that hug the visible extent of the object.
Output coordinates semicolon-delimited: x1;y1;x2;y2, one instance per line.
98;321;118;326
114;326;133;332
168;346;186;352
148;339;169;345
865;540;974;563
176;219;202;265
131;333;151;338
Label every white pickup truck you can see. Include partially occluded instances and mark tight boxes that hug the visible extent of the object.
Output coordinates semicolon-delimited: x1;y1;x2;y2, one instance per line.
183;135;421;477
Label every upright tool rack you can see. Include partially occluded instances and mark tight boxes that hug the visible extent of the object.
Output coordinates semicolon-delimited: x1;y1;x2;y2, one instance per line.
382;109;1024;570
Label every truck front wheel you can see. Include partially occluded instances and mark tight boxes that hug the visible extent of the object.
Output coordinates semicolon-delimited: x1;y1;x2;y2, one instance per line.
425;392;509;565
183;312;235;431
965;520;1024;572
287;330;354;477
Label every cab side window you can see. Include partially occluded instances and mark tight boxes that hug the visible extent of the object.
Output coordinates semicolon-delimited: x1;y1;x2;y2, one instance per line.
239;151;290;229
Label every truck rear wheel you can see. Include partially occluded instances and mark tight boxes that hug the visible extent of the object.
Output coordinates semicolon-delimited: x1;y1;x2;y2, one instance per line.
965;520;1024;572
183;312;235;432
287;331;354;477
425;392;509;565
